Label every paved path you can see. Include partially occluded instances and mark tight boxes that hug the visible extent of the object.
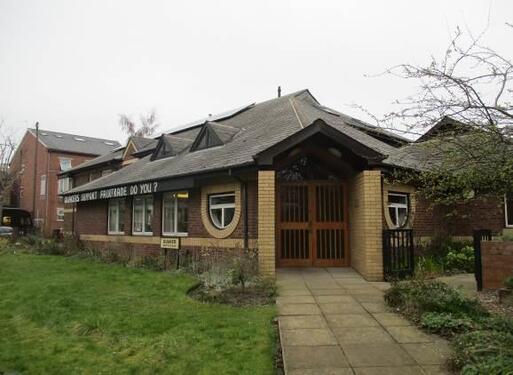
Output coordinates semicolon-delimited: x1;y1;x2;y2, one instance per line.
277;268;451;375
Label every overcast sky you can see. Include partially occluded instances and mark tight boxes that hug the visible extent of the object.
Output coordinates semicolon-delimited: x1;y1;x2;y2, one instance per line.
1;0;512;143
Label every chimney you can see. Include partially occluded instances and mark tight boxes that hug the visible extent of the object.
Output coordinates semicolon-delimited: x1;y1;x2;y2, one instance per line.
277;86;281;98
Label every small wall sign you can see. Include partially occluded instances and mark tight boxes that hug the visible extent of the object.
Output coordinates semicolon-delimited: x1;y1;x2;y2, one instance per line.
161;237;180;250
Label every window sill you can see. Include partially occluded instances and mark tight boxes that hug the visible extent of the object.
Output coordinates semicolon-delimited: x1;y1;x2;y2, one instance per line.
162;232;188;237
132;232;154;236
108;232;125;236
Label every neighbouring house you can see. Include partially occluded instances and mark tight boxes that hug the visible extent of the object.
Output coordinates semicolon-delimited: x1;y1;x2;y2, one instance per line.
60;90;513;280
9;128;121;236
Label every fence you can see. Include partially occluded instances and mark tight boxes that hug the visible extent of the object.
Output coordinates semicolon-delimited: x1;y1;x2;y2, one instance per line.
383;229;415;280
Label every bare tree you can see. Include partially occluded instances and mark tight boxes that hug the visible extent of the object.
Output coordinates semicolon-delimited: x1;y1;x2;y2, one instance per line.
365;24;513;204
0;119;18;217
119;109;159;137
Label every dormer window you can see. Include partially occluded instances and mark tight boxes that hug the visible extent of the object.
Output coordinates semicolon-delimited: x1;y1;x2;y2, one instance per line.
151;135;193;161
189;122;239;152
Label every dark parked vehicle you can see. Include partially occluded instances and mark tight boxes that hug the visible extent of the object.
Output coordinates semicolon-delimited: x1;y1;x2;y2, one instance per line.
1;208;33;235
0;226;13;238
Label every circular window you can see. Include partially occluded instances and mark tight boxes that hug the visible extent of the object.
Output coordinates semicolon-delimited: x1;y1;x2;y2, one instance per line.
209;193;236;229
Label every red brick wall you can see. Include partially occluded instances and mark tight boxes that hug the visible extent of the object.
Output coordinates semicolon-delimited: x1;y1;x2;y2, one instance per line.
9;131;95;236
482;241;513;289
413;195;505;237
76;200;108;234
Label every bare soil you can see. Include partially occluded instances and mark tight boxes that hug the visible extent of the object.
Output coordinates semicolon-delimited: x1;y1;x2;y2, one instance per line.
189;284;276;307
477;289;513;317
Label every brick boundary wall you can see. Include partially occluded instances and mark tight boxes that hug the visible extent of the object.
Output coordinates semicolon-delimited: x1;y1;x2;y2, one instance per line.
482;241;513;289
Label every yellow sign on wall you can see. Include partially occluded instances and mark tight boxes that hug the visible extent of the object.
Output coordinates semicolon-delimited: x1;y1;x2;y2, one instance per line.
161;237;180;250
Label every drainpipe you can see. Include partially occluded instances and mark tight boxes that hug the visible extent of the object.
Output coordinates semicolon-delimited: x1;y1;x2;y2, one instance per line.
230;170;249;253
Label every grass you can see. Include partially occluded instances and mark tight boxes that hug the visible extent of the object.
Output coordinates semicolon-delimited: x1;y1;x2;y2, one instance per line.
0;252;276;374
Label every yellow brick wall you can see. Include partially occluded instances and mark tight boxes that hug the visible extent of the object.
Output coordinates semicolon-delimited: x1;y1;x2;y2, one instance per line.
348;170;383;280
257;170;276;276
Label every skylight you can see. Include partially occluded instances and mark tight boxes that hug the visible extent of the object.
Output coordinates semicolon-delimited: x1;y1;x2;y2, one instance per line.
74;137;85;142
55;134;63;138
104;141;115;145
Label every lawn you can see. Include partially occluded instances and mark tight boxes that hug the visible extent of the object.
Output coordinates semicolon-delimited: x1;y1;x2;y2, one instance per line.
0;252;276;374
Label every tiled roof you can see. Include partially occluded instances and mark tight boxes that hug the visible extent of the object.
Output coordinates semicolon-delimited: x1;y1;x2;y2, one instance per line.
66;90;415;194
28;128;121;155
60;148;124;175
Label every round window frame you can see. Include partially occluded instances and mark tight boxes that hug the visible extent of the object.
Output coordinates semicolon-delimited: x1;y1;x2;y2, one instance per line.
201;183;241;238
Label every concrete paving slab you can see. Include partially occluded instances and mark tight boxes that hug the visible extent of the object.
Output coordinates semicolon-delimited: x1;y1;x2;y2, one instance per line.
277;295;316;304
279;303;322;316
352;294;384;303
279;289;313;296
343;289;383;296
386;326;434;343
372;312;411;327
283;345;350;370
333;327;394;344
281;328;338;346
401;342;450;365
325;314;377;328
288;368;355;375
306;282;342;289
311;289;349;296
277;269;449;375
319;303;368;315
353;366;424;375
360;302;387;313
342;343;416;367
279;315;327;330
315;295;357;303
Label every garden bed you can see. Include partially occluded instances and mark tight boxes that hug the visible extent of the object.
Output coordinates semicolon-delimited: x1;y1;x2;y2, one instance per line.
385;278;513;373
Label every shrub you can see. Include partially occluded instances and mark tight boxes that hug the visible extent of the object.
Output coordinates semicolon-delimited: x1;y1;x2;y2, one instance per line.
415;255;444;278
229;255;257;292
444;245;475;273
461;356;513;375
478;315;513;335
384;279;486;321
452;331;513;371
504;277;513;290
420;312;475;337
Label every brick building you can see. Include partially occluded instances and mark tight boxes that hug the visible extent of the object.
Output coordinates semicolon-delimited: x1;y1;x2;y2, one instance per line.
60;90;513;280
9;128;121;236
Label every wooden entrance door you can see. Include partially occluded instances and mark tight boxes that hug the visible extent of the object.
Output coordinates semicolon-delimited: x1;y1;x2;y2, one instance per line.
277;181;348;267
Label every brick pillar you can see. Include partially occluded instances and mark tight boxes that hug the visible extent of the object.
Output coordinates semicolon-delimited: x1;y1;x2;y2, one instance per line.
349;170;383;280
257;170;276;277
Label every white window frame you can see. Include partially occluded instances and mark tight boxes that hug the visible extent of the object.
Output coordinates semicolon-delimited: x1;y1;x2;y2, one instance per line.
132;195;153;236
208;192;236;229
162;192;189;236
59;158;72;171
56;207;64;222
108;198;125;235
40;175;47;196
387;192;409;228
58;177;72;194
504;194;513;228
